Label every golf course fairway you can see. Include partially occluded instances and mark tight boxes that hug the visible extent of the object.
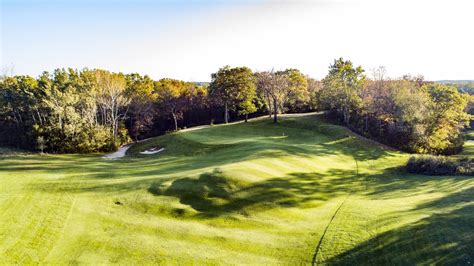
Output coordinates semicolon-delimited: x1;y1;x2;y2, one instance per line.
0;113;472;264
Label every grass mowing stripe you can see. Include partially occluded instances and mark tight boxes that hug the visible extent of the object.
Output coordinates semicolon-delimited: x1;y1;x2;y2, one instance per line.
44;178;82;261
311;157;359;265
311;195;351;265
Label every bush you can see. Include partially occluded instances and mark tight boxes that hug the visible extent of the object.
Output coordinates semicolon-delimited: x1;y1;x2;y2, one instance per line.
406;155;474;176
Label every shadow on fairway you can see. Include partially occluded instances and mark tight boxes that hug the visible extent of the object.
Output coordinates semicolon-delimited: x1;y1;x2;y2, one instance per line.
148;167;367;217
326;187;474;265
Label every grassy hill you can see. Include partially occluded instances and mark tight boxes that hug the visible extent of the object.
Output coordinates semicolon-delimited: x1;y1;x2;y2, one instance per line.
0;113;472;264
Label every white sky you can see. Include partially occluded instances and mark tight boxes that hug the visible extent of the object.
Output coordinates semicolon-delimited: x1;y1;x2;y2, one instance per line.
1;0;473;81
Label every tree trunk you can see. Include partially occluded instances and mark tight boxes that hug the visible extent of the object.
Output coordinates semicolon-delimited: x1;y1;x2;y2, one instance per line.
245;114;248;122
172;112;178;131
12;110;20;130
273;98;278;123
36;109;43;125
30;111;36;124
134;115;139;142
267;96;272;118
343;108;350;125
224;102;229;124
112;119;118;143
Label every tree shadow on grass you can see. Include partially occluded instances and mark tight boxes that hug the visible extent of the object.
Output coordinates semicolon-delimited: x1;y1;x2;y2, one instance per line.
360;166;473;201
148;168;358;218
325;187;474;265
27;152;468;217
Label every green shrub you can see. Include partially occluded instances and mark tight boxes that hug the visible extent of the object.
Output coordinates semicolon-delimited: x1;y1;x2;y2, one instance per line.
406;155;474;176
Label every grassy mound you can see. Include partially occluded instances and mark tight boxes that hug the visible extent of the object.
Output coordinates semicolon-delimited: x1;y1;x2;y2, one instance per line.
0;113;472;264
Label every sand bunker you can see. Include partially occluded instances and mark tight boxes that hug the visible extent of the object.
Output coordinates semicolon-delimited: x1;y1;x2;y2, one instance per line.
103;144;132;159
140;147;165;155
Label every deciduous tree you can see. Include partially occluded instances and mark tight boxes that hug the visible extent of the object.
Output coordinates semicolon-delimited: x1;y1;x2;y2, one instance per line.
320;58;366;125
209;66;256;123
255;70;290;123
95;70;131;144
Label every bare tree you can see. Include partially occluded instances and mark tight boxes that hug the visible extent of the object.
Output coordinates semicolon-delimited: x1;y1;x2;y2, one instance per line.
0;64;14;81
95;71;131;141
255;70;290;123
362;66;390;132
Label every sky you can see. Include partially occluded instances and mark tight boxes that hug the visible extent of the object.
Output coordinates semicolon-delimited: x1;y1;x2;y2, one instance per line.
1;0;473;81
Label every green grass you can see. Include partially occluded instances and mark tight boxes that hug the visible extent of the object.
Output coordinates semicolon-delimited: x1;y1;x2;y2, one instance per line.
465;130;474;140
461;130;474;157
462;141;474;156
0;113;473;264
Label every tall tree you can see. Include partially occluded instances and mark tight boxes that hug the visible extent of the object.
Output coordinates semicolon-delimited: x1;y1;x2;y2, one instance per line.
255;70;290;123
320;58;366;125
307;77;321;111
155;79;199;131
280;69;309;113
0;75;40;147
423;84;471;154
95;70;131;143
125;73;157;141
238;93;257;122
209;66;256;123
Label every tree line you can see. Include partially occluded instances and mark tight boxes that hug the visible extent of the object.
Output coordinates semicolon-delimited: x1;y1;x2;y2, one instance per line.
0;58;471;154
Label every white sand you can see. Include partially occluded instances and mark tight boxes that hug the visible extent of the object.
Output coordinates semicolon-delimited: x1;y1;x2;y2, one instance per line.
140;148;165;155
102;144;132;159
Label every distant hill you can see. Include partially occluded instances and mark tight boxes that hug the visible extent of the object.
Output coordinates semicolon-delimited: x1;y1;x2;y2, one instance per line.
435;80;474;94
436;80;474;85
194;81;210;87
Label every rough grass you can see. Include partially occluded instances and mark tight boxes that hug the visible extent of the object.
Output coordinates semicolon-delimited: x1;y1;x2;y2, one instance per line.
0;113;473;264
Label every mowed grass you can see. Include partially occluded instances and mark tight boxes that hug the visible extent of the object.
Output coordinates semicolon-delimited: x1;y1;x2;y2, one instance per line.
460;130;474;157
466;130;474;140
0;113;473;264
